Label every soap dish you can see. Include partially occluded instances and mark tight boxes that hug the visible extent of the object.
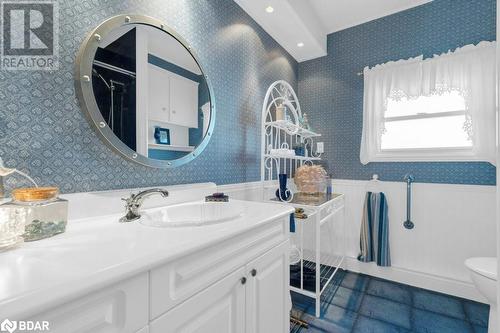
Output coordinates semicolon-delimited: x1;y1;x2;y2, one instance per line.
205;193;229;202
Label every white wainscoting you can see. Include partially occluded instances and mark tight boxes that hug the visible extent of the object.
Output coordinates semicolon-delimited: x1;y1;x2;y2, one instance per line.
334;179;496;303
218;179;496;302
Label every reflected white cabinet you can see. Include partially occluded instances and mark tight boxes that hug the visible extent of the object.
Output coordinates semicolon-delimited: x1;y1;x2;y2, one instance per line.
148;64;171;123
169;74;199;128
148;64;198;128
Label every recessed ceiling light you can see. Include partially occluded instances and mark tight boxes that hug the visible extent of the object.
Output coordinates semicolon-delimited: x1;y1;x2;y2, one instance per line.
265;6;274;13
297;42;304;47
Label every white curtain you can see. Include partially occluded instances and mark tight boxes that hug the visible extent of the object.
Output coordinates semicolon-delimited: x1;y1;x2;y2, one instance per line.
360;41;496;165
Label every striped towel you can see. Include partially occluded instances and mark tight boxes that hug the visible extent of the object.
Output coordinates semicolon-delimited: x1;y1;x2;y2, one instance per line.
358;192;391;267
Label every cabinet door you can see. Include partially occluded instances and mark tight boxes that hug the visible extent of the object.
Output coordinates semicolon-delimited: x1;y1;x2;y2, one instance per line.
148;64;171;123
169;74;199;128
245;241;290;333
150;267;246;333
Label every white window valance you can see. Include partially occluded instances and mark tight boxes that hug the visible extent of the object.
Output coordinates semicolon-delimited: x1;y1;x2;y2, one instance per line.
360;41;496;165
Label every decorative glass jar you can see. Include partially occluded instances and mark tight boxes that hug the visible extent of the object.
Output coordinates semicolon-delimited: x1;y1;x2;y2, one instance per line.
1;187;68;242
294;165;328;195
0;206;26;251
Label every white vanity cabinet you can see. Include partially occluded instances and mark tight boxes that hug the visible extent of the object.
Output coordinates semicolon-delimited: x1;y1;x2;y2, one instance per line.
150;240;290;333
11;213;291;333
149;216;290;333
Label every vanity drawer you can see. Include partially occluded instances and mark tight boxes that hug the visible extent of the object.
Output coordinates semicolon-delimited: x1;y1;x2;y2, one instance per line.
150;216;288;319
31;273;149;333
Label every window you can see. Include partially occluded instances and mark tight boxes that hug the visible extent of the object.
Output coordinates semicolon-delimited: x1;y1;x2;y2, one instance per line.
360;41;496;165
381;91;471;150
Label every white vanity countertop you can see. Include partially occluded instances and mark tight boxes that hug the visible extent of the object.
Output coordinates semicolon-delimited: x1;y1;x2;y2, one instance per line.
0;199;293;320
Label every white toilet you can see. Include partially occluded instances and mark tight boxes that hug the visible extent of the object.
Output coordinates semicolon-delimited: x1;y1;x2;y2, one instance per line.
465;257;497;333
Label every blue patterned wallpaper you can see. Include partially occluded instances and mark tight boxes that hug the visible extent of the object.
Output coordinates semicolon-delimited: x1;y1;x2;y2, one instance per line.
299;0;497;185
0;0;297;193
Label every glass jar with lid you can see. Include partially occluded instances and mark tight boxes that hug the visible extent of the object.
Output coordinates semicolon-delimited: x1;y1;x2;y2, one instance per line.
1;187;68;242
0;206;26;251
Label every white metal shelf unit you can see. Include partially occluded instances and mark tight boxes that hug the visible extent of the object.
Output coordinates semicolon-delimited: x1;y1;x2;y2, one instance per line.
288;194;345;318
260;80;346;318
260;81;323;185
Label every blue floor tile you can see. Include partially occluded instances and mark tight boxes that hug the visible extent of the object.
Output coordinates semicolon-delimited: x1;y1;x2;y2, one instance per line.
413;288;466;319
339;272;370;292
353;315;411;333
366;279;412;304
464;301;490;327
291;291;315;314
309;303;357;332
358;294;411;329
323;305;357;327
320;280;343;306
291;270;487;333
413;309;474;333
329;286;364;312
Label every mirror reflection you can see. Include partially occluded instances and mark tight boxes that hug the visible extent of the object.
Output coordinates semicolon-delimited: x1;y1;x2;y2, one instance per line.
92;24;211;161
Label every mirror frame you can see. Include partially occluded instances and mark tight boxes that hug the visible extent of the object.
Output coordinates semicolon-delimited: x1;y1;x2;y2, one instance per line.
74;14;216;168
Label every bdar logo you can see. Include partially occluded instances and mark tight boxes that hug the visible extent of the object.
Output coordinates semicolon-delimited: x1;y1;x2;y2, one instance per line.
0;319;17;333
0;319;49;332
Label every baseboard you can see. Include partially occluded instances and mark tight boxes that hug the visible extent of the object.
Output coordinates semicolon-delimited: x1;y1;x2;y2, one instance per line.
343;257;486;303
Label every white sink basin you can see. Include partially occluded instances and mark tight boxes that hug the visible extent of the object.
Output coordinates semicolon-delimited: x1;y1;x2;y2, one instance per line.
140;201;245;227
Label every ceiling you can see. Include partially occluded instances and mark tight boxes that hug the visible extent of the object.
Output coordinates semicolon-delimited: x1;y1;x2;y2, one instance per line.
233;0;432;62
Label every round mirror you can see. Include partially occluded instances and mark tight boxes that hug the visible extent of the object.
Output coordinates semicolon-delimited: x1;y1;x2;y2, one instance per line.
75;15;215;168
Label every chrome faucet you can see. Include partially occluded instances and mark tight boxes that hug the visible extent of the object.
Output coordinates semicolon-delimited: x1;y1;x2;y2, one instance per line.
119;188;169;223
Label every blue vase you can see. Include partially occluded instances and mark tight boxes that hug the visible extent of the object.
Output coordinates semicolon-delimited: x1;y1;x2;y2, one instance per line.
275;174;291;201
294;146;305;156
